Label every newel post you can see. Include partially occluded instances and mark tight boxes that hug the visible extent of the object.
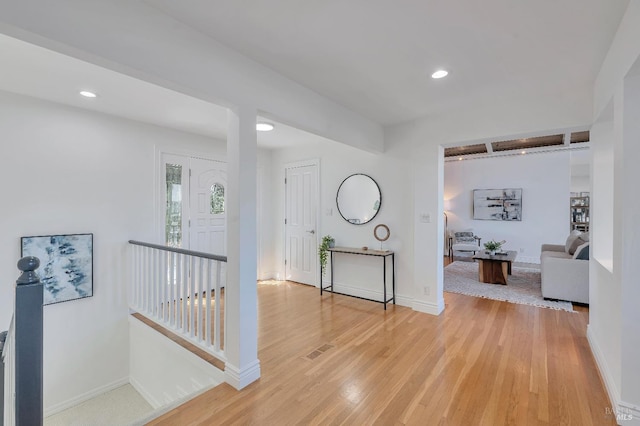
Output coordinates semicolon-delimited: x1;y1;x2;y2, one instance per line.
15;256;43;426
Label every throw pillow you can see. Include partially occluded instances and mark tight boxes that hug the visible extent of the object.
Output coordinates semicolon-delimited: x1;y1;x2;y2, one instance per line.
565;230;582;253
568;236;586;255
580;231;590;242
574;242;590;260
455;232;476;243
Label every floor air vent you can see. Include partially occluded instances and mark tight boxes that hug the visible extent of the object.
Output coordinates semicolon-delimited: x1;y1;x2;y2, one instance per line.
306;344;334;360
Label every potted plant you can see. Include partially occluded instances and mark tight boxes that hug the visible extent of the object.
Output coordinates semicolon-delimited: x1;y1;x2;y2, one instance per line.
319;235;335;276
484;239;505;255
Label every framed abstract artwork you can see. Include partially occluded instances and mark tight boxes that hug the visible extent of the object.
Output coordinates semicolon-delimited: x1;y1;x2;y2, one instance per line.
473;189;522;221
21;233;93;305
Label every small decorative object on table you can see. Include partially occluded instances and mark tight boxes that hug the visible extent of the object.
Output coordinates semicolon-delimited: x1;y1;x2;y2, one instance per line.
484;239;506;256
373;224;390;250
319;235;335;276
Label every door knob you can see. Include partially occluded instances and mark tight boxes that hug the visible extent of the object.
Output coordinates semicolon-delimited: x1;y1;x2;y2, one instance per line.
307;230;315;234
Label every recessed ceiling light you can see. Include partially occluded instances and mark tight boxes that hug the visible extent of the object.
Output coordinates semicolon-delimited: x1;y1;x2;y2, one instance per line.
431;70;449;79
458;157;463;161
521;150;527;155
256;122;274;132
79;91;97;98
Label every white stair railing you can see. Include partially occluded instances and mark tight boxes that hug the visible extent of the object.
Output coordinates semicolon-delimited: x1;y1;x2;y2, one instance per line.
128;241;227;361
2;317;15;426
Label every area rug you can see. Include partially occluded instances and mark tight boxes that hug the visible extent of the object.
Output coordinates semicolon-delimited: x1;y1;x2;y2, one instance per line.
444;261;574;312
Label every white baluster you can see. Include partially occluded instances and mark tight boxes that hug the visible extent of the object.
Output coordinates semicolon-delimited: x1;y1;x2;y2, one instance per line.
206;259;212;347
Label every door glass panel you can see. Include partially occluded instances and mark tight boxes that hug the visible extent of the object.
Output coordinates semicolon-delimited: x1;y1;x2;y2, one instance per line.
166;164;182;247
210;183;225;215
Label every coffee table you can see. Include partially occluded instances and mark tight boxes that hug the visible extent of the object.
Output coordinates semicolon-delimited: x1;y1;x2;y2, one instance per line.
472;250;518;285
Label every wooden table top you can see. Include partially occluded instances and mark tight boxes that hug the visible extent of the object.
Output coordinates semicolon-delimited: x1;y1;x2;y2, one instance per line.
328;246;394;256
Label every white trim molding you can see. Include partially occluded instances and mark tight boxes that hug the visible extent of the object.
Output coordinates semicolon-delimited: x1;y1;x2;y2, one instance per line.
225;359;261;390
412;298;445;316
44;377;129;417
587;325;620;404
320;280;412;308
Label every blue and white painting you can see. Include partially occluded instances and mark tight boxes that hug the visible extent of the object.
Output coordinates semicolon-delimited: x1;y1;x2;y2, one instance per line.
21;234;93;305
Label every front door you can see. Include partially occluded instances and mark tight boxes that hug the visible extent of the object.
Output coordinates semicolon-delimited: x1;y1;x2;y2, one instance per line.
285;164;318;285
160;153;227;256
189;157;227;256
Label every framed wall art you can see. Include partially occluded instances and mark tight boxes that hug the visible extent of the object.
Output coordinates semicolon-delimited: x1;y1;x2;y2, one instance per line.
473;189;522;221
21;233;93;305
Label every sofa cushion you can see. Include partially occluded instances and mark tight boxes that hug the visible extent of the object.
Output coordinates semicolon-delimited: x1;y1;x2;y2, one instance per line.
573;242;590;260
541;250;573;261
580;231;590;242
568;236;587;255
565;230;582;253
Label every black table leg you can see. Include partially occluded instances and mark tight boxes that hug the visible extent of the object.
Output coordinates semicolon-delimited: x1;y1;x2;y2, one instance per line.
383;255;387;310
320;259;323;295
330;251;334;292
392;253;396;304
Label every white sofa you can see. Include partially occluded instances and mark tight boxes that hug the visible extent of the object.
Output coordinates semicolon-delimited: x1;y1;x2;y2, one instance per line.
540;231;590;304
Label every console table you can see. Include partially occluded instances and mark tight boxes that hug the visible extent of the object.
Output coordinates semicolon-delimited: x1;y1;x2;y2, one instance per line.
320;246;395;309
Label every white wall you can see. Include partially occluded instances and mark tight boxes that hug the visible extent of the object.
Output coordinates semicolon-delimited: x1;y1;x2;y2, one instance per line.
589;2;640;422
0;90;233;412
570;150;591;193
445;151;571;264
270;139;414;305
129;317;223;409
384;83;593;313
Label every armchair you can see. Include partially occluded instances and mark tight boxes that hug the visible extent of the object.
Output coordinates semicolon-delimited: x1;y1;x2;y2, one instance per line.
448;231;481;259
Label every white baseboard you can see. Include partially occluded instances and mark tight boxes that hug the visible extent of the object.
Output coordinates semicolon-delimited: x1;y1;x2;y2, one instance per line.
516;255;540;264
588;326;640;424
412;298;445;315
617;402;640;425
587;326;622;415
225;359;261;390
394;295;413;308
322;281;402;305
321;281;436;312
44;376;129;417
258;271;277;281
129;376;161;410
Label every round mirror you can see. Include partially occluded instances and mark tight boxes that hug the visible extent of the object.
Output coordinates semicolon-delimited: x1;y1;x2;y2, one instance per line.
374;224;390;241
336;174;381;225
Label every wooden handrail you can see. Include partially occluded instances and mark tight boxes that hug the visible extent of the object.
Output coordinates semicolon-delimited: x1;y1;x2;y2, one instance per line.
128;240;227;262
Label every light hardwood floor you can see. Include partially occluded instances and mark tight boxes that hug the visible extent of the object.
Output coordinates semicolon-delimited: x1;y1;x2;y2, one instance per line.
148;277;612;425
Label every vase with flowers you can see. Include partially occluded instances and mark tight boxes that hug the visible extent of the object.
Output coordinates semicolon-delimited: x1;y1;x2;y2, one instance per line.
484;239;506;255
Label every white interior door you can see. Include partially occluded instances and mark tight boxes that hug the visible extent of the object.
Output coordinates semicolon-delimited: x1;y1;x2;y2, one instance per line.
285;164;318;285
189;157;227;255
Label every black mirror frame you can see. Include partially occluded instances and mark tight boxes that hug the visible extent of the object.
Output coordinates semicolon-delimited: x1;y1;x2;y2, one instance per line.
336;173;382;226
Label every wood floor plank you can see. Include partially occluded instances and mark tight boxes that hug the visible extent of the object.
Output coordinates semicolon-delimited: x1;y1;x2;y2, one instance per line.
147;280;614;425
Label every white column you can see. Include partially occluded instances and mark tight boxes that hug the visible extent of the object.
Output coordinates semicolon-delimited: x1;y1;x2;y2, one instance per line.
411;143;445;315
620;72;640;419
224;105;260;389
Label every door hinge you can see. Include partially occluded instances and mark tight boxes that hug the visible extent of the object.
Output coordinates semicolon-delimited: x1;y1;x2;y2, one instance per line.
189;169;192;177
284;177;287;184
285;218;287;225
285;259;287;265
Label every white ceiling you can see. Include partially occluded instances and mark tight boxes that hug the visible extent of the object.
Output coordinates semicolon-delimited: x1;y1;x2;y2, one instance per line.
147;0;629;125
0;1;630;145
0;34;324;149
